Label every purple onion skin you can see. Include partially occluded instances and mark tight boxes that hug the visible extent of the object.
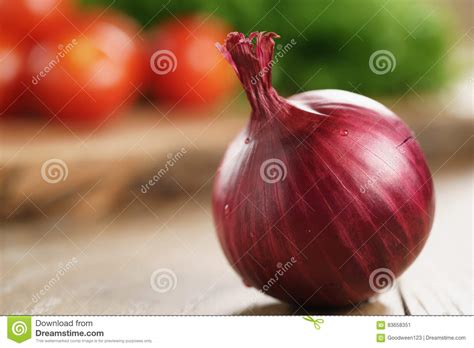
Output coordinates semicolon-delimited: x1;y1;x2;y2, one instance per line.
212;32;434;307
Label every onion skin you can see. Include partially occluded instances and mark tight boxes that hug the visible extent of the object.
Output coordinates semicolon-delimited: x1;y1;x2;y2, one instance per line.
212;32;434;307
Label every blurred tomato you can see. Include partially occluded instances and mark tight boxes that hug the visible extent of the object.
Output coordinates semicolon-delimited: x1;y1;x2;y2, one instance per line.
26;11;145;124
0;35;28;115
0;0;75;40
149;15;237;108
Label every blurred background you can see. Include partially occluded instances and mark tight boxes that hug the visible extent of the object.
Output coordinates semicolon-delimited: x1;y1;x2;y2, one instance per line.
0;0;472;315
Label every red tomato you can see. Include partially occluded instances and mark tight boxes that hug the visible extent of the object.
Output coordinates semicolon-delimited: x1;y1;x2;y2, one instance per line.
0;35;28;115
149;15;237;108
0;0;74;40
26;11;145;124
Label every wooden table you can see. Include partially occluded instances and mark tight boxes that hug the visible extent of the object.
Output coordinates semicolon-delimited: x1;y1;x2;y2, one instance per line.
1;163;472;315
1;86;473;315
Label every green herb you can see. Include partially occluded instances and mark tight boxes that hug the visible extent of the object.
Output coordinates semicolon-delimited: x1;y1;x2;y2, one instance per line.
82;0;456;96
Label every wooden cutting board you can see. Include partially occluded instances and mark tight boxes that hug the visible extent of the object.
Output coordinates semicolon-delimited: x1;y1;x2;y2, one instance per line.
1;95;472;222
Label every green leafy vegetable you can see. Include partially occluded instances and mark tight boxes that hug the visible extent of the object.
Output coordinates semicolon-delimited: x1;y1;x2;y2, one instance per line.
81;0;455;96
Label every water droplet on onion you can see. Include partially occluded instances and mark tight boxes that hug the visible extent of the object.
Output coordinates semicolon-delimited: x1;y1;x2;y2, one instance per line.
224;204;230;216
244;137;250;144
340;129;349;136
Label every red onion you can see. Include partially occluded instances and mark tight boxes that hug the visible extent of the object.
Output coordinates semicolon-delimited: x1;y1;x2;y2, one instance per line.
212;32;434;307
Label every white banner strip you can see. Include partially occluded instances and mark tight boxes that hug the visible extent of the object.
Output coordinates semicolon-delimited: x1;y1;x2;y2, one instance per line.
0;316;472;347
